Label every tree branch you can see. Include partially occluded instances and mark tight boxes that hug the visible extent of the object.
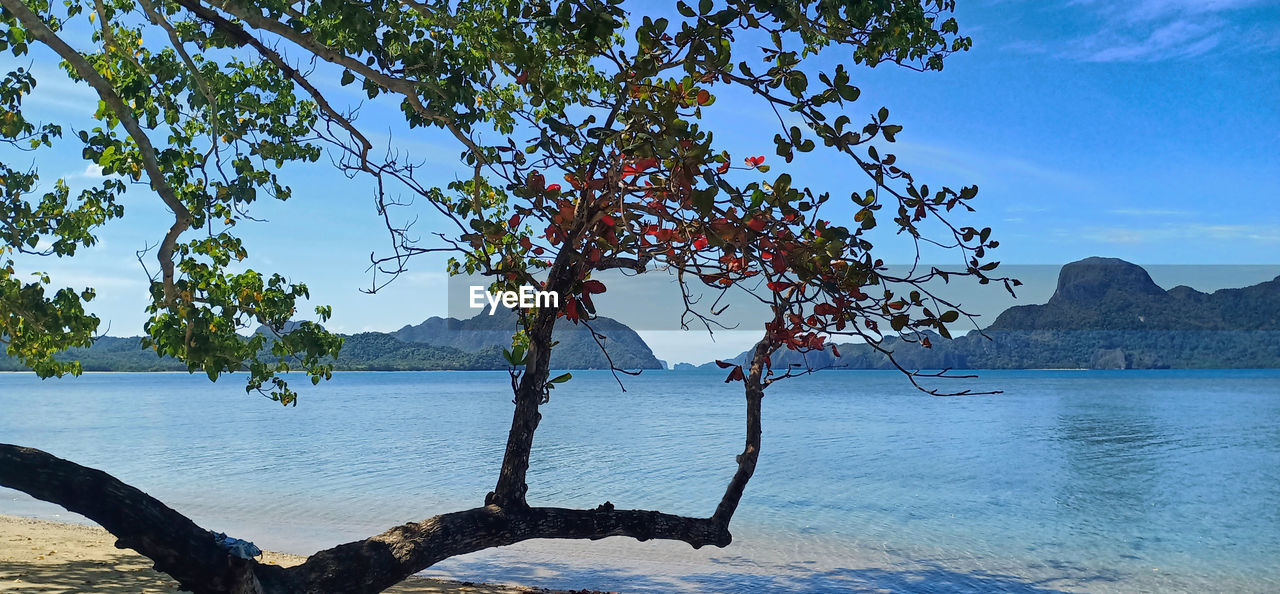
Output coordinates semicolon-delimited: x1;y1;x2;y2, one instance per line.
1;0;192;305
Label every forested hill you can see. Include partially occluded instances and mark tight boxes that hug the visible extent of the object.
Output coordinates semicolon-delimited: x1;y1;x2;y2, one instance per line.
690;257;1280;371
0;309;664;372
390;307;663;369
985;257;1280;332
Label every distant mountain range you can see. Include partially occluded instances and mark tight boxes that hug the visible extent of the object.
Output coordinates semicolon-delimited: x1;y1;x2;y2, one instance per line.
0;307;663;372
681;257;1280;371
5;258;1278;373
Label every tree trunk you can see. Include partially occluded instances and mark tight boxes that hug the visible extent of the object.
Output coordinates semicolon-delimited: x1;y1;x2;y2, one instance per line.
488;249;580;509
0;444;287;593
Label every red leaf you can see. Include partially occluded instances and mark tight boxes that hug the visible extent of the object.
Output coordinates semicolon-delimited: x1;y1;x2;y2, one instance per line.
600;214;615;226
692;235;709;250
714;359;735;368
831;344;841;358
515;71;529;85
746;218;766;232
716;161;730;174
767;281;793;292
582;280;606;294
547;183;562;192
724;366;745;383
508;214;522;228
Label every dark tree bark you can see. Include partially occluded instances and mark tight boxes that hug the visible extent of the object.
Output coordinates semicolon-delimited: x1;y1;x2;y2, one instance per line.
0;444;289;593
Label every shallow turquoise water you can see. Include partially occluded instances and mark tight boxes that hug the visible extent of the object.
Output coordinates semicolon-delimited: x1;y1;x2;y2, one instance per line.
2;369;1278;592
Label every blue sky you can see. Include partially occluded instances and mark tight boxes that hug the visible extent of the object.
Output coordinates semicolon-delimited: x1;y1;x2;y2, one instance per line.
8;0;1280;364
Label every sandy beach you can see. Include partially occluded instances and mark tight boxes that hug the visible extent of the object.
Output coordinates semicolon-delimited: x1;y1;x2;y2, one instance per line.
0;515;581;593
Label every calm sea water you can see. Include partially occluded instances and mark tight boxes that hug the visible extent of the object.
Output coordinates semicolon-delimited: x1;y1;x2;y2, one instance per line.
2;369;1279;593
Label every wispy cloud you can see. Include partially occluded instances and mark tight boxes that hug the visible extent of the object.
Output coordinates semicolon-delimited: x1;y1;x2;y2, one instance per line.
1014;0;1279;62
1095;0;1271;22
888;139;1085;189
1073;223;1280;244
1106;208;1193;216
1075;20;1224;62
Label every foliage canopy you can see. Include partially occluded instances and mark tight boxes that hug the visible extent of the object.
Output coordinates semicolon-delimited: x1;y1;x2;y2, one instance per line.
2;0;1006;398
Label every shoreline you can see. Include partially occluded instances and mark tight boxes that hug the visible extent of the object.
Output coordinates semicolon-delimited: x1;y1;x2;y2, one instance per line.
0;514;591;593
7;368;1280;374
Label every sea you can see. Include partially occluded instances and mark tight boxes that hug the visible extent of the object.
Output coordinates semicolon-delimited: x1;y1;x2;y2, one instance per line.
2;369;1278;593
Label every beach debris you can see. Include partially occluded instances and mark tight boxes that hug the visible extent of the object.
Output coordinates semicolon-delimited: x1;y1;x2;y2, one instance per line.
211;532;262;559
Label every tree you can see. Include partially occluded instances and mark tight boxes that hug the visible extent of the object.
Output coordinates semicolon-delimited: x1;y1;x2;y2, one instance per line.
0;1;1013;592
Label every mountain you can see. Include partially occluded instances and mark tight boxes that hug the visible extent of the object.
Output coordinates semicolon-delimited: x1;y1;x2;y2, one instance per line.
391;307;662;370
986;257;1280;332
0;309;663;372
689;257;1280;370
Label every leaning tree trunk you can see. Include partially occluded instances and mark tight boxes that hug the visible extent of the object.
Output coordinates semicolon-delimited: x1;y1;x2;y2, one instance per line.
0;445;288;593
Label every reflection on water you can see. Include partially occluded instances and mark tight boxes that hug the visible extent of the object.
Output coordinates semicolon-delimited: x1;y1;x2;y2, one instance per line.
2;369;1279;593
1052;393;1168;558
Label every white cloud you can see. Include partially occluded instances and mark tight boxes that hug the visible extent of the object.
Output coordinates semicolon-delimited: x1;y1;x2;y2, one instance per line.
66;164;108;181
1079;20;1223;62
1074;223;1280;244
1025;0;1279;62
